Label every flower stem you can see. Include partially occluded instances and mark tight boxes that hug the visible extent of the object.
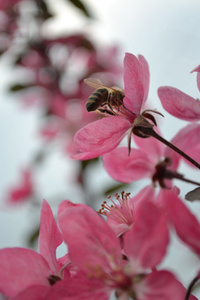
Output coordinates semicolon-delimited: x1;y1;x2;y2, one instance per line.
172;173;200;186
185;275;199;300
137;126;200;169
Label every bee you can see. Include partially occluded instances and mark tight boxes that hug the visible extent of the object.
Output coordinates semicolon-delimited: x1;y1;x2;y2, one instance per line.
84;78;125;112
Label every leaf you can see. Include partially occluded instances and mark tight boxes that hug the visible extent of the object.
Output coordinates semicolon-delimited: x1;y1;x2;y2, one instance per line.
104;183;130;196
67;0;92;18
185;187;200;201
27;226;40;247
36;0;54;20
9;84;33;92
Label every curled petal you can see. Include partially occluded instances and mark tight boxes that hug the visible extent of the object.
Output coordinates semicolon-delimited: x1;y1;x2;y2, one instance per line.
103;147;154;183
39;200;63;275
158;86;200;121
73;116;130;160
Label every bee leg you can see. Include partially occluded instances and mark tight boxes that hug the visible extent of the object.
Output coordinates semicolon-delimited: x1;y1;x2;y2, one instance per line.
98;108;115;115
107;93;117;115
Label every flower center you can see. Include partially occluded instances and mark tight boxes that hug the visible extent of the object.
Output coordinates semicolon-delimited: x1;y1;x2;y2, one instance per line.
152;157;174;188
48;274;62;286
99;191;134;226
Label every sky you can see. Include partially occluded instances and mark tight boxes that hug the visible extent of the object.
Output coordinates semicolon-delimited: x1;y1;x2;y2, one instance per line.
0;0;200;293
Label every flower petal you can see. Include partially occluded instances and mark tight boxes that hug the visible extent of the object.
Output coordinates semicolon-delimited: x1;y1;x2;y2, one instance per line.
138;54;150;104
134;134;164;162
39;199;63;275
47;272;109;300
57;201;122;273
136;270;197;300
0;248;51;297
10;286;49;300
103;147;154;183
124;201;169;269
73;116;130;159
158;86;200;121
161;188;200;255
191;64;200;92
164;123;200;168
123;53;149;115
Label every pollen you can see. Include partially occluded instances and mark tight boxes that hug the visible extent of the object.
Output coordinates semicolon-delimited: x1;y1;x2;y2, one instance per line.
98;191;134;226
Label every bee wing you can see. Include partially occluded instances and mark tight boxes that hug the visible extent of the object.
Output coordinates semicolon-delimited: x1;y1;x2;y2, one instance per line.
84;78;104;89
111;86;125;96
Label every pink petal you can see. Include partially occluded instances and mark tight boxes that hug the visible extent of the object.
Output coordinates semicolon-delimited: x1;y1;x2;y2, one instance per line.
57;201;122;273
136;270;197;300
39;199;63;275
123;53;147;115
158;86;200;121
132;185;156;208
73;116;130;159
138;54;150;104
0;248;51;297
161;188;200;255
164;123;200;168
197;72;200;92
124;201;169;269
47;272;109;300
10;286;49;300
123;53;149;115
103;147;154;183
106;186;156;237
134;134;164;162
7;169;33;203
191;65;200;92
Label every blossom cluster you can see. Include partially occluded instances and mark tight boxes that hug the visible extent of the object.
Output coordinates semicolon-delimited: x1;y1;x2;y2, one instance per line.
2;2;200;298
0;194;198;300
1;51;200;299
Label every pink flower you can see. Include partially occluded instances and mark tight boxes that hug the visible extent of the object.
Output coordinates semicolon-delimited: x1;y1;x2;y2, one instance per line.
0;200;68;298
103;122;200;191
57;199;194;299
103;130;180;189
98;188;155;236
6;169;33;204
158;65;200;121
72;53;160;160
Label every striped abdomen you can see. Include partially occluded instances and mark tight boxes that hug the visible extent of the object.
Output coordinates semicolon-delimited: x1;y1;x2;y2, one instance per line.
86;88;108;112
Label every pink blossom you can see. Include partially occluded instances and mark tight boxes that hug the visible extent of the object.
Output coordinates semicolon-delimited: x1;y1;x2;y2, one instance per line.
0;200;68;298
103;129;181;189
99;187;155;236
57;199;194;299
72;52;159;160
6;169;33;204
